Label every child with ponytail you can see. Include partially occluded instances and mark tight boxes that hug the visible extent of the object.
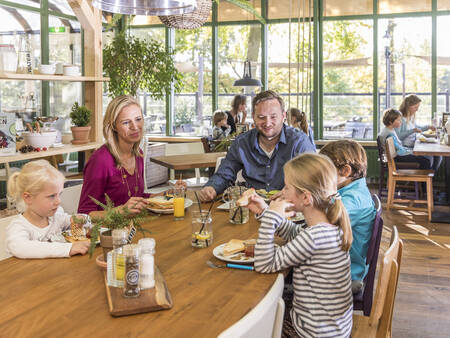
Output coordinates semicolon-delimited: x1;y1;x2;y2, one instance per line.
288;107;315;147
247;153;353;338
6;160;90;259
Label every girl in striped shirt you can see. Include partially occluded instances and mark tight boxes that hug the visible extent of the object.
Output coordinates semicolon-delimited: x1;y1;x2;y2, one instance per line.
247;153;353;337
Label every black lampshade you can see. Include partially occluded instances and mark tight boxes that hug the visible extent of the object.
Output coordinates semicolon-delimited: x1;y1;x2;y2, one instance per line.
233;59;262;87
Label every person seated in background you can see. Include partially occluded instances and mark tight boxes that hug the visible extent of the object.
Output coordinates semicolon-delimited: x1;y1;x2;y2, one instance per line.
379;108;432;170
396;94;441;171
212;110;231;141
198;90;316;202
225;94;247;134
288;107;315;147
320;140;376;294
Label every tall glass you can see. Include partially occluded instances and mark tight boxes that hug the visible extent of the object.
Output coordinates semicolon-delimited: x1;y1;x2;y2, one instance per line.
173;186;185;220
226;186;249;224
191;210;213;248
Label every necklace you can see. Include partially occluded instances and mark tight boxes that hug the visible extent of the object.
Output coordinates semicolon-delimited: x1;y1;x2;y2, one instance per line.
120;159;139;197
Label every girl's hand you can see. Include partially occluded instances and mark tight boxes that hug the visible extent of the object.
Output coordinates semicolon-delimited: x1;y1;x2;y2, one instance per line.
268;199;295;218
69;241;90;256
247;194;268;215
122;197;148;214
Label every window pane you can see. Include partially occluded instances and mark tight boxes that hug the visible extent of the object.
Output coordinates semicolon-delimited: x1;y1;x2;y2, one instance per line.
218;0;260;22
268;23;313;125
324;0;373;16
49;0;76;16
174;27;212;136
437;16;450;117
268;0;310;19
438;0;450;10
218;25;260;116
378;0;430;14
128;28;166;134
323;20;373;140
378;18;432;128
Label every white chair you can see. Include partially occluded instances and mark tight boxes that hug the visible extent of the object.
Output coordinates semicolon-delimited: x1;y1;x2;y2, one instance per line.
60;183;83;214
0;215;18;260
218;273;285;338
143;140;171;194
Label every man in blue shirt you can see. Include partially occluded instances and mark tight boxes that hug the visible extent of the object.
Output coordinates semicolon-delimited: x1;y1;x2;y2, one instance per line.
199;90;316;201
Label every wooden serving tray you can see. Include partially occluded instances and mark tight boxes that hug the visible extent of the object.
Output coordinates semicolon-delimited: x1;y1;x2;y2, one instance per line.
103;266;173;317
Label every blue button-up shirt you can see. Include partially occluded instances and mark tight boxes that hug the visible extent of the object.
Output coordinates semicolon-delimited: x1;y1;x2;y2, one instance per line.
205;125;316;194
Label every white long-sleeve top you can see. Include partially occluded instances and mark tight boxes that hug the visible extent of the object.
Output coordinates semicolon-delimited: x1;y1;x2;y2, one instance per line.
6;207;73;259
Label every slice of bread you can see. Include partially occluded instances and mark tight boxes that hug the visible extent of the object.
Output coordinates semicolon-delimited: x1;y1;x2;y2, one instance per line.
147;196;174;209
223;239;245;256
236;188;256;207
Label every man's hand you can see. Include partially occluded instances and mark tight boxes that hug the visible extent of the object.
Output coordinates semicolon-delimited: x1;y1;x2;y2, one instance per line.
199;186;217;202
69;241;90;256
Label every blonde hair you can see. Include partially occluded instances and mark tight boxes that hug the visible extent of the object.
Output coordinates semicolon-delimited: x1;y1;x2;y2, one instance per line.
284;153;353;251
7;160;65;212
103;95;143;167
288;108;309;135
213;110;227;126
319;140;367;181
399;94;421;122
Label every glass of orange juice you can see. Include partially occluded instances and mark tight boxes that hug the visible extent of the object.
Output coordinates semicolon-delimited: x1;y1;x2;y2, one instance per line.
173;187;185;220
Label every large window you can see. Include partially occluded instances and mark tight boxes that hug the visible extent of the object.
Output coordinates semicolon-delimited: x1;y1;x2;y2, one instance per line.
437;15;450;118
322;20;373;139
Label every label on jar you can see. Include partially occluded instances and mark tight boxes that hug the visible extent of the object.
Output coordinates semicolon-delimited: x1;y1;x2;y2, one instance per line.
125;269;139;286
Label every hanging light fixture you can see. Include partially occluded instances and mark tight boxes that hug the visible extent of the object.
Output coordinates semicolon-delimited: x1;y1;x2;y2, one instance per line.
233;59;262;87
91;0;197;16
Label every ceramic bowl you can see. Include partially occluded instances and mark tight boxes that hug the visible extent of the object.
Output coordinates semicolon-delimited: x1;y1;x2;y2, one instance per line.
95;254;107;270
63;65;80;76
39;64;56;75
23;131;57;148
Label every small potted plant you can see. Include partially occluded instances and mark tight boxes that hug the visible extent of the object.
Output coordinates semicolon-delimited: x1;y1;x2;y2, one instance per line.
88;194;156;260
70;102;91;144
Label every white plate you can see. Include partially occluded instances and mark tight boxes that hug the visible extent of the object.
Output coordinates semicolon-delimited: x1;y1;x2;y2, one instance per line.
213;243;254;264
147;198;193;214
419;137;438;143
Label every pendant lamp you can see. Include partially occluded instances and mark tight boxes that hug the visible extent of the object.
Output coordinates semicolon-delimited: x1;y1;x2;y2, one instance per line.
233;59;262;87
91;0;197;16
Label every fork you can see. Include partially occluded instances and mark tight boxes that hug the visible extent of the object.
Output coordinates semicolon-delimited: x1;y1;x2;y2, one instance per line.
207;260;254;271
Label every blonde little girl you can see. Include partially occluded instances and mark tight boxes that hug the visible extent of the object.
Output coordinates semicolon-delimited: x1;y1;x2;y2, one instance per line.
247;153;353;337
6;160;90;259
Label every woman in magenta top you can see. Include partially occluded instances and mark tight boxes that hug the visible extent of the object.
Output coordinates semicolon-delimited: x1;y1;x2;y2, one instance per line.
78;95;149;216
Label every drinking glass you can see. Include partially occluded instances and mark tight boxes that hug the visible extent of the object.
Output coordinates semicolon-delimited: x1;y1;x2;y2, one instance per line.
191;210;213;248
173;186;185;220
226;186;249;224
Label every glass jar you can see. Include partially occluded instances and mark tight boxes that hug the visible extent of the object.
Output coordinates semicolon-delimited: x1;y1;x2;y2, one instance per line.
112;229;128;287
138;238;156;290
123;244;141;298
0;44;17;73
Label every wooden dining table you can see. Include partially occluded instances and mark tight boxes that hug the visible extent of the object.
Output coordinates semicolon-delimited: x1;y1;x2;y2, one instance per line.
413;140;450;222
0;205;282;337
150;152;227;170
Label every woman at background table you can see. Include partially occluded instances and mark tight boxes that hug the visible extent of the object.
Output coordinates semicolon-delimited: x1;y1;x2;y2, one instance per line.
78;95;149;216
396;94;442;170
225;94;247;134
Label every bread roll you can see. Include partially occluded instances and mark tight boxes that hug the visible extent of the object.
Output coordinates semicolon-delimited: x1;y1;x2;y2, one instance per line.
236;188;256;207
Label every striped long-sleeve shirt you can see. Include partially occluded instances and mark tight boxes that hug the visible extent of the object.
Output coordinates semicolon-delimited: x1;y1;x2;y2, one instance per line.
255;210;353;338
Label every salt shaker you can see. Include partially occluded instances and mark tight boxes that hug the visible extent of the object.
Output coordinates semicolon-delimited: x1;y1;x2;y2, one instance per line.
123;244;141;298
138;238;156;290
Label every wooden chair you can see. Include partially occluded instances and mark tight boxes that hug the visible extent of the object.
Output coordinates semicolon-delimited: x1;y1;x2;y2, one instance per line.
385;137;434;221
353;194;384;316
0;215;17;261
352;226;403;338
218;273;285;338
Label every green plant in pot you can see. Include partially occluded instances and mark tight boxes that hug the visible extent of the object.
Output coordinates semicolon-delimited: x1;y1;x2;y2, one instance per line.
70;102;92;145
103;32;182;98
88;194;156;259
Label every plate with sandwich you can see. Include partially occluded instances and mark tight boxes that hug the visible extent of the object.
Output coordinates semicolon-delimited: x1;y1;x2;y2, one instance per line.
147;195;193;214
213;239;255;264
255;189;281;201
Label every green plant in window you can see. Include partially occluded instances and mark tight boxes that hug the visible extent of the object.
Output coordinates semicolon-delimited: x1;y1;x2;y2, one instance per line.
103;33;183;98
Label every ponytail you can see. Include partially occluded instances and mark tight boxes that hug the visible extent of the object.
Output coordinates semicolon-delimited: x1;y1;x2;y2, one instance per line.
288;108;309;135
7;171;21;203
326;197;352;251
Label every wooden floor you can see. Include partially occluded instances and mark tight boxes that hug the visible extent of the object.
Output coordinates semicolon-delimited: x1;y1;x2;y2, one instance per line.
378;201;450;338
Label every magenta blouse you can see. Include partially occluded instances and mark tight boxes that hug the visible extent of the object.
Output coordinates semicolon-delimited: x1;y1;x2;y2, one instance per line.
78;144;147;214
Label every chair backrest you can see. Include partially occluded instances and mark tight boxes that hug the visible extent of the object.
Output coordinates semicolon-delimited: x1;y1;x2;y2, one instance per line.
218;274;285;338
385;137;398;173
165;142;205;156
215;156;225;173
359;194;384;315
201;136;212;153
0;215;18;260
376;136;388;168
369;226;403;336
60;183;83;215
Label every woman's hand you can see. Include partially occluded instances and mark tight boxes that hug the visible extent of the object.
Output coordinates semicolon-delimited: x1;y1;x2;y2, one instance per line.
69;241;90;256
247;194;268;215
122;197;148;214
268;199;296;218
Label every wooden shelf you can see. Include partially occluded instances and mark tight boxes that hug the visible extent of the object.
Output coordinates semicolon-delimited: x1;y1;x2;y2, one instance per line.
0;72;108;82
0;142;103;164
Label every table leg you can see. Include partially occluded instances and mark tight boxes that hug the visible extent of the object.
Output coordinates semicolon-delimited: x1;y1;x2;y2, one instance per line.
431;157;450;223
